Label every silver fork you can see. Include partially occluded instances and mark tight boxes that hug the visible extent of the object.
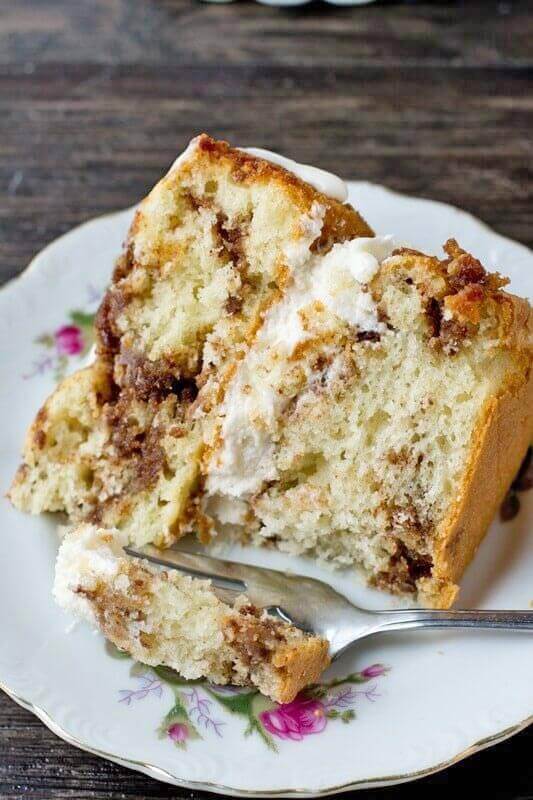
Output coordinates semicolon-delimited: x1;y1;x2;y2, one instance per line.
126;544;533;658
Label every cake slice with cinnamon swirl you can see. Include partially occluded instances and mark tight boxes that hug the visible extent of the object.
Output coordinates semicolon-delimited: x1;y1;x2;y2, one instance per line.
10;135;532;614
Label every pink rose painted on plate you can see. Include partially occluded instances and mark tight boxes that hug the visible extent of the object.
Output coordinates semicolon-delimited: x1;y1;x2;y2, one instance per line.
360;663;388;679
55;325;84;355
260;698;327;741
23;284;103;380
113;652;389;752
168;723;190;744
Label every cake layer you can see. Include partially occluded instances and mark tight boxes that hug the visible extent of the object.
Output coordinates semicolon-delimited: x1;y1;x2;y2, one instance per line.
10;135;372;547
201;240;532;607
54;524;330;702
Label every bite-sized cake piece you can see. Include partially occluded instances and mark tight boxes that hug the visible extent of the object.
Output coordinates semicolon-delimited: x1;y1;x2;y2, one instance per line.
54;524;330;702
9;134;372;547
201;238;532;607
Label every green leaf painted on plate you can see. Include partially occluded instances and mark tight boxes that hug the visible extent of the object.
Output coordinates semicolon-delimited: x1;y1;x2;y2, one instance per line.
35;333;54;348
70;310;96;328
206;689;257;716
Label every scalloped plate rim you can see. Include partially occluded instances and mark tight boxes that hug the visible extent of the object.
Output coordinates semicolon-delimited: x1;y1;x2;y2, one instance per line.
3;681;531;796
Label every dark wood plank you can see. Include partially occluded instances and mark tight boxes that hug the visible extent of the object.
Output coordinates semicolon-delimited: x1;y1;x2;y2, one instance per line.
0;62;531;282
0;0;531;67
0;1;531;798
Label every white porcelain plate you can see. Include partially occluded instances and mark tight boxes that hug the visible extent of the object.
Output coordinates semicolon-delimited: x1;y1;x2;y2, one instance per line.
0;183;531;796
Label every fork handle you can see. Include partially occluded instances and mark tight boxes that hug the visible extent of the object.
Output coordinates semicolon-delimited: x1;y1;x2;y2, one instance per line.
327;608;533;658
372;608;533;635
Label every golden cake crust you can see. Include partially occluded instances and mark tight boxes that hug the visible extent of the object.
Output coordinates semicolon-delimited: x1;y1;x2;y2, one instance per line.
270;638;331;704
427;294;532;607
169;134;374;247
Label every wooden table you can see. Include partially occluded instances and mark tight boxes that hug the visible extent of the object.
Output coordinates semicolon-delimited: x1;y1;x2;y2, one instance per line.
1;1;531;797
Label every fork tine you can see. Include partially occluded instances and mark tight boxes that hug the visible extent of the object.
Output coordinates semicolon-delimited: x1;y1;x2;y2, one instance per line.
125;543;262;592
125;542;365;643
125;545;533;658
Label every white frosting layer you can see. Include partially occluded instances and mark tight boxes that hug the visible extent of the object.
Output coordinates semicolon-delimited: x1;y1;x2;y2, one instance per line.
54;526;128;620
206;234;395;500
241;147;348;202
168;137;348;202
284;201;326;269
169;137;201;172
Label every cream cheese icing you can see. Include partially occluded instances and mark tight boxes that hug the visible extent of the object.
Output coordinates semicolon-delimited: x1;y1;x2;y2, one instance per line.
169;137;348;202
206;234;395;501
240;147;348;203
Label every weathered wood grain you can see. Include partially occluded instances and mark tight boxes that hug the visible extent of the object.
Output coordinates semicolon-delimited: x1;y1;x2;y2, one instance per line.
0;0;531;67
1;61;531;283
0;1;531;798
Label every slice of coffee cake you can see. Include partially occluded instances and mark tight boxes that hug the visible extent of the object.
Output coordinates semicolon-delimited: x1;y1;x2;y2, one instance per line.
10;136;532;609
10;135;372;547
54;524;330;702
201;239;532;607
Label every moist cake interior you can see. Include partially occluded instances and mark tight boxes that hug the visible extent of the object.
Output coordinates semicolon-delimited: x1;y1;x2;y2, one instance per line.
204;240;522;604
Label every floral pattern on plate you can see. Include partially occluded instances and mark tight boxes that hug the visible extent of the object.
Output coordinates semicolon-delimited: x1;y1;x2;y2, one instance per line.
110;643;388;752
24;284;103;381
